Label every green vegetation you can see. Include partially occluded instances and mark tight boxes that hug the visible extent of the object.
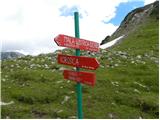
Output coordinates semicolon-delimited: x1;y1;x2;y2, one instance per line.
1;8;159;119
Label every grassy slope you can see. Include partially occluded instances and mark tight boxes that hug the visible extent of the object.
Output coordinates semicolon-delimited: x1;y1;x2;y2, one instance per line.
1;18;159;118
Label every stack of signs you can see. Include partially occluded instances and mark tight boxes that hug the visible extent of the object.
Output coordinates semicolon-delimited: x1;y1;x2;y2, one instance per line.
54;34;100;86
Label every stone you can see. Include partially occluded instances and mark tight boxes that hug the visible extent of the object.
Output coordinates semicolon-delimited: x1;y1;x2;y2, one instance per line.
131;61;135;64
121;55;127;59
59;67;67;71
10;65;14;67
72;67;76;70
144;53;149;57
114;64;119;67
134;89;141;94
1;101;14;106
111;81;119;86
108;113;114;119
68;116;77;119
56;81;63;84
136;55;142;59
134;82;147;88
155;60;158;64
61;96;70;104
44;64;49;69
70;91;75;94
141;61;146;64
108;58;112;60
100;65;105;68
57;110;63;113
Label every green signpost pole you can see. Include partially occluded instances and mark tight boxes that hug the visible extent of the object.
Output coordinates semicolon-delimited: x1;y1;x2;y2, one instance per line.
74;12;83;119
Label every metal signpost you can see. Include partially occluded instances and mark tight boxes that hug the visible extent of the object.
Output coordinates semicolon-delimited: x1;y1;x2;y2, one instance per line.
54;12;99;119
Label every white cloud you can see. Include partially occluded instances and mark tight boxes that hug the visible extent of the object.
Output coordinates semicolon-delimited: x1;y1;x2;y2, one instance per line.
144;0;156;5
0;0;140;55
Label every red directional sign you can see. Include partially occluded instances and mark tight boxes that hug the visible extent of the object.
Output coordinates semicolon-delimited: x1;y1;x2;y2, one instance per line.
54;34;99;52
58;54;99;70
63;70;96;86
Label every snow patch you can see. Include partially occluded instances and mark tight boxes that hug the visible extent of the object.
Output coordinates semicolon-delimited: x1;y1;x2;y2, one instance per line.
0;101;14;106
100;35;125;49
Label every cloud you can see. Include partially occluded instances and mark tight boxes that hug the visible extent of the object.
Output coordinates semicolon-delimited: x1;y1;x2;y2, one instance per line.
144;0;157;5
0;0;142;55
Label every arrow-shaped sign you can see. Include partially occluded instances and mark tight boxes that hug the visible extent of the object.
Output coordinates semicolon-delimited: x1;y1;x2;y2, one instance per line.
58;54;99;70
63;70;96;86
54;34;99;52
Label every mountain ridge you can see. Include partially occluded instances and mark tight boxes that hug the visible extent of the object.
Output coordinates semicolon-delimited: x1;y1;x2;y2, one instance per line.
1;52;25;60
100;1;159;45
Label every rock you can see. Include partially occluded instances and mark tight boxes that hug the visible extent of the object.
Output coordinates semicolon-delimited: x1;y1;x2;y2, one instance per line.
144;53;149;57
141;61;146;64
106;65;110;68
10;65;14;68
131;61;135;64
117;51;127;55
114;64;119;67
121;55;127;59
6;116;10;119
31;58;34;61
56;81;63;84
57;110;63;113
155;60;158;64
59;67;67;71
133;82;147;88
136;55;142;59
108;113;114;119
0;101;14;106
44;64;49;69
68;116;77;119
100;65;105;68
111;102;116;106
72;67;76;70
67;80;70;83
111;66;114;68
111;81;119;86
134;89;141;94
108;58;112;60
61;96;70;104
70;91;75;94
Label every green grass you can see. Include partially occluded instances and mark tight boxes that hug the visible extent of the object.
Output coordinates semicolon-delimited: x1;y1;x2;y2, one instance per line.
1;17;159;118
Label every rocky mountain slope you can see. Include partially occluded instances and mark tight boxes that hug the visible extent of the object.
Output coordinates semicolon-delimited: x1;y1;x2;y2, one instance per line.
1;52;25;60
1;1;159;119
101;0;159;45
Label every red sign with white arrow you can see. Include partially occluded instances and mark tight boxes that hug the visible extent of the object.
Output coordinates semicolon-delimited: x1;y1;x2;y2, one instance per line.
63;70;96;86
58;54;99;70
54;34;99;52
